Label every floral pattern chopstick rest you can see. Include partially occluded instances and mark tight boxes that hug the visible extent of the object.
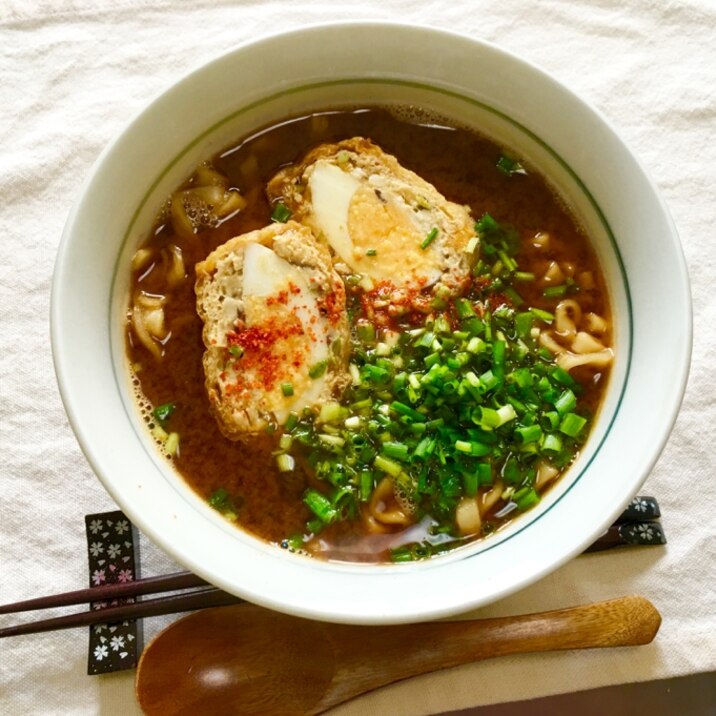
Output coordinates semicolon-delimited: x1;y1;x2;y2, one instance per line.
85;511;143;674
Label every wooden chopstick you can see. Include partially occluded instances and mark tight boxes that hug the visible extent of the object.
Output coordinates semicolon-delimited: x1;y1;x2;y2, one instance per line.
0;496;663;638
0;588;242;638
0;571;208;615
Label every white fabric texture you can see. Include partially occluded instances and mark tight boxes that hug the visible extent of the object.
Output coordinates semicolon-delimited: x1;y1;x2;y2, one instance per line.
1;1;714;714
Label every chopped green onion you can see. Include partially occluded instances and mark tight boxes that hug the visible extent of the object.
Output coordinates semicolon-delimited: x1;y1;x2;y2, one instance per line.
284;412;299;432
515;424;542;444
374;454;403;477
359;471;374;501
515;312;534;338
463;472;478;497
476;407;500;429
270;202;292;223
309;360;328;379
497;249;517;273
276;454;295;472
391;401;427;422
492;340;506;378
209;488;238;520
366;249;377;256
319;401;344;423
496;153;525;176
390;546;414;563
504;287;524;307
476;462;492;485
544;285;568;299
496;404;517;426
514;487;540;510
455;298;475;319
475;213;499;234
554;389;577;416
151;424;168;442
382;441;410;461
357;323;376;343
455;440;472;454
303;489;337;523
542;433;563;453
282;534;306;551
540;411;561;431
281;383;294;397
153;402;176;423
318;433;345;448
165;432;180;456
421;227;439;250
530;307;555;324
559;413;587;437
363;364;391;383
552;367;578;388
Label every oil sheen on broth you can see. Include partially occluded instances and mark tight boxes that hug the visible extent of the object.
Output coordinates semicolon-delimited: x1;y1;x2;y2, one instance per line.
126;107;613;563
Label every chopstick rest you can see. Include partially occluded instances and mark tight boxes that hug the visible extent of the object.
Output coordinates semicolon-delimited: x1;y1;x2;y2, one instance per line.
85;511;142;675
616;495;661;523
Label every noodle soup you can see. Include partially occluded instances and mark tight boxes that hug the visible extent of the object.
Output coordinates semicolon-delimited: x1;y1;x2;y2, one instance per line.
126;108;612;563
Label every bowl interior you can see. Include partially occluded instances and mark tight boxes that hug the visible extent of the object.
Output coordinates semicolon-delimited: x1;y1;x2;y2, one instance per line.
52;23;690;623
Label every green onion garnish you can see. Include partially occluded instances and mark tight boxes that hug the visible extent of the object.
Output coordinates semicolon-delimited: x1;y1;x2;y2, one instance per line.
303;489;338;523
514;487;540;510
320;401;345;423
382;441;410;461
270;216;599;546
559;413;587;437
276;453;295;472
515;424;542;444
554;389;577;416
309;360;328;379
543;285;568;299
270;202;292;223
530;308;555;323
281;383;294;397
542;433;563;453
374;454;403;477
357;323;376;343
496;153;526;176
152;402;176;423
208;488;238;520
165;432;180;456
359;471;374;501
421;227;439;250
366;249;377;256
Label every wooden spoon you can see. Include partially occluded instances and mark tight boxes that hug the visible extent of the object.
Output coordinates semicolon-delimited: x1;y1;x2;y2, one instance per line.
136;595;660;716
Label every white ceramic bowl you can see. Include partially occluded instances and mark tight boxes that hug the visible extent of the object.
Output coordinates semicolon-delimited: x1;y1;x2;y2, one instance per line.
52;22;691;624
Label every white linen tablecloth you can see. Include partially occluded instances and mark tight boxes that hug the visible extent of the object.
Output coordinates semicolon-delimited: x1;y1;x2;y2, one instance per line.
1;1;715;714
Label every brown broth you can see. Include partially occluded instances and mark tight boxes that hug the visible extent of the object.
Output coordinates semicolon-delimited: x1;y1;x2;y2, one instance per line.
127;107;611;561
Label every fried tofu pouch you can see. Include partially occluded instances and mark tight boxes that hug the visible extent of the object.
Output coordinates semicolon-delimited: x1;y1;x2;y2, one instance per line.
267;137;478;295
195;221;349;437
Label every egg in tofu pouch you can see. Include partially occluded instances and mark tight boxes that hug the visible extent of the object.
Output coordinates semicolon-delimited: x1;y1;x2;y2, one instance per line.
195;221;349;438
267;138;478;295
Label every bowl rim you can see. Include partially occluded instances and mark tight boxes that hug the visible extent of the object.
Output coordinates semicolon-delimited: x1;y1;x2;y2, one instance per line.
51;20;692;623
